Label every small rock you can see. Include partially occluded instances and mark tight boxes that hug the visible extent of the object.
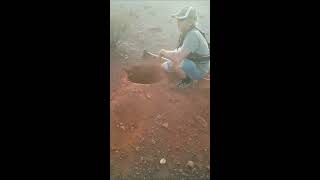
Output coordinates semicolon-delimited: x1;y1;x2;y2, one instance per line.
162;122;169;128
160;158;166;164
146;93;152;99
120;126;126;131
151;139;156;144
135;147;140;152
186;161;194;168
195;115;208;127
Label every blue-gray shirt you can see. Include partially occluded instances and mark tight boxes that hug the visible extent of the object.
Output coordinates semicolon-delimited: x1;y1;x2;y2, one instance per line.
179;28;210;74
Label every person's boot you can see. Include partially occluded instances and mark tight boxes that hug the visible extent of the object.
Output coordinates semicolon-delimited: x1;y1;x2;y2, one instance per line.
176;76;192;89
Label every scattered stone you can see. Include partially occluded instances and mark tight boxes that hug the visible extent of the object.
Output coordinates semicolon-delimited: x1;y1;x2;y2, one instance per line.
160;158;166;164
162;122;169;128
135;147;140;152
151;139;156;144
195;115;208;127
186;161;195;168
116;124;119;128
120;126;126;131
146;93;152;99
206;165;210;170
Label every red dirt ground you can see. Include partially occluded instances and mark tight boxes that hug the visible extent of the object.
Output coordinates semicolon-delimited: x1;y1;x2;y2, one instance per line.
110;50;211;179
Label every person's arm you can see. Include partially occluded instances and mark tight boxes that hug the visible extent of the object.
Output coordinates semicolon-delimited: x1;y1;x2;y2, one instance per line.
159;31;199;64
159;48;190;64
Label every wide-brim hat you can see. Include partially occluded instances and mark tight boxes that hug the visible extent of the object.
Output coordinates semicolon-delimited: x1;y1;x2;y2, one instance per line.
171;6;197;21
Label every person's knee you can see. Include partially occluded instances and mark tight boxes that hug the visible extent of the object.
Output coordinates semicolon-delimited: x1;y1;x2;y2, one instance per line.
181;60;203;80
181;60;195;72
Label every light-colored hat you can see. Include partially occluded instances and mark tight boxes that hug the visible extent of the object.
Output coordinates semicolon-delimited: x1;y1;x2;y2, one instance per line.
171;6;197;21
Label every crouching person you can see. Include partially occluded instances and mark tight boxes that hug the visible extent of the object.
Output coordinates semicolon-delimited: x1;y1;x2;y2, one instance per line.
159;6;210;89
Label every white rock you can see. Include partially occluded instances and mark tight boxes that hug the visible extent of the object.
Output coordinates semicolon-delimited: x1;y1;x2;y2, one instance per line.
186;161;194;168
160;158;166;164
120;126;126;130
162;122;169;128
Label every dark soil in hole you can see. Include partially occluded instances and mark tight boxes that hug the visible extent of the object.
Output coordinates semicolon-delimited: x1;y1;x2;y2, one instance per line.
125;63;164;84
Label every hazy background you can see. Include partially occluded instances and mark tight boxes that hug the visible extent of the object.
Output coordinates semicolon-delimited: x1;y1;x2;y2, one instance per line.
110;0;210;59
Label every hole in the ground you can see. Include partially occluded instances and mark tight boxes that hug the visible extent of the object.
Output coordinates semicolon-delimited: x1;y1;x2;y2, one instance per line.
125;64;164;84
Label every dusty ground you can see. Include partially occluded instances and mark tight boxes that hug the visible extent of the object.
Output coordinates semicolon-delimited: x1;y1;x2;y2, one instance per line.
110;1;210;179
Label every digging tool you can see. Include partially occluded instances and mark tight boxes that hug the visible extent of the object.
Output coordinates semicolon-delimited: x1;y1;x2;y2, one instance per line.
142;50;170;62
142;50;210;89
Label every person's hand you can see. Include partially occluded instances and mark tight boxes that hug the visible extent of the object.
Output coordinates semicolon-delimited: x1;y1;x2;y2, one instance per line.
159;49;166;57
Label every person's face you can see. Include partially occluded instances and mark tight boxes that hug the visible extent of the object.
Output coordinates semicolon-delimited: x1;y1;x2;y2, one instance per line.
176;19;191;33
177;19;186;32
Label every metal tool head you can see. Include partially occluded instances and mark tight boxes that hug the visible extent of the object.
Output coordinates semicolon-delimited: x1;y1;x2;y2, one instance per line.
142;50;149;58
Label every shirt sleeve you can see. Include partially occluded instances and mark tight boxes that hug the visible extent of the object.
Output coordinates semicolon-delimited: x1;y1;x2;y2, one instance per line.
181;31;200;53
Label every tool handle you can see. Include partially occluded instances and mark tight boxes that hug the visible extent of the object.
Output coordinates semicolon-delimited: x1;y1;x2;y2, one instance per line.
143;50;169;62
